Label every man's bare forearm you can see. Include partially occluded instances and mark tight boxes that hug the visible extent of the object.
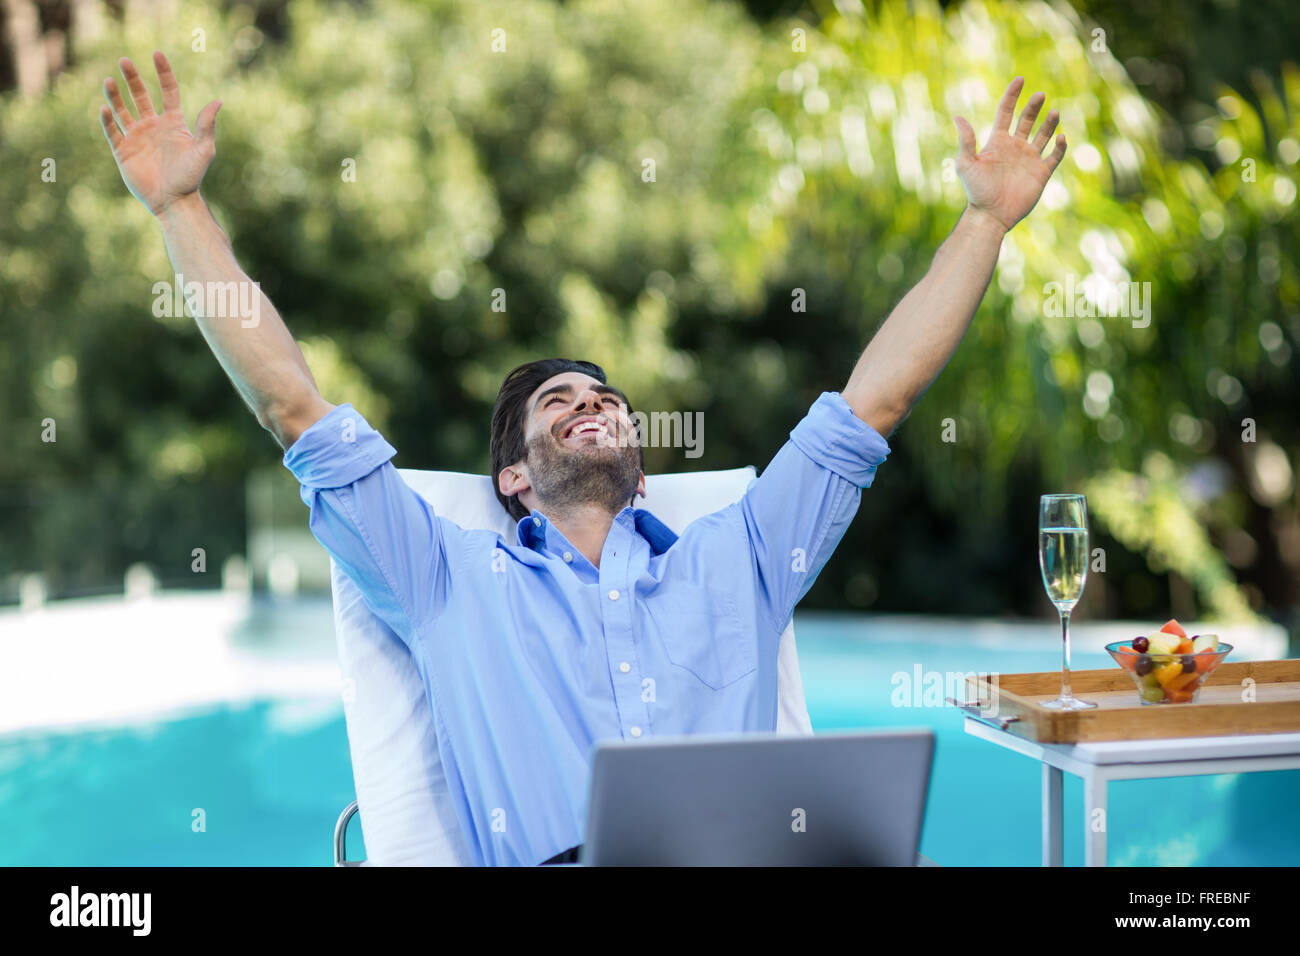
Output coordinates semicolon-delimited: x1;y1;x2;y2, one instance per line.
842;206;1006;436
157;192;333;448
842;76;1068;437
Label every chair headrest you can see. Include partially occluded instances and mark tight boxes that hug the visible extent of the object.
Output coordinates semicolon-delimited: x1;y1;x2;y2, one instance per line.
394;466;758;535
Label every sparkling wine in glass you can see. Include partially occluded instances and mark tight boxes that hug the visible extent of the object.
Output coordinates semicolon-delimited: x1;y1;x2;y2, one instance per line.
1039;494;1096;710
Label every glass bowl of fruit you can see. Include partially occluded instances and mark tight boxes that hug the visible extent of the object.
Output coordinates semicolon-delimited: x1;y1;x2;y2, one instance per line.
1106;619;1231;705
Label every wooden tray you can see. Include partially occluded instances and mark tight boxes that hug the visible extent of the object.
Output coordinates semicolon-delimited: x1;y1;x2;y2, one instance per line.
960;659;1300;743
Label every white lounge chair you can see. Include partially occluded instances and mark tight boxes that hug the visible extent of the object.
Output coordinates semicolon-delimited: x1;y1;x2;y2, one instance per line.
330;465;815;866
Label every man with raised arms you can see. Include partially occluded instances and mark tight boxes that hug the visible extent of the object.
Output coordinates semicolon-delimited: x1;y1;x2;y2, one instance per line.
100;51;1067;865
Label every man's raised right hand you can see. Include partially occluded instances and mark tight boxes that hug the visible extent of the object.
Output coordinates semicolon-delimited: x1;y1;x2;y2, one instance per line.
99;51;221;218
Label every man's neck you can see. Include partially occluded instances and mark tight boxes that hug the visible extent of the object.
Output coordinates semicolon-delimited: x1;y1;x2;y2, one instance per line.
539;502;628;569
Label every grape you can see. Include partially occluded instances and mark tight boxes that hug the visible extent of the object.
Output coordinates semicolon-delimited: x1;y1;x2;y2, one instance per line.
1132;635;1149;653
1135;656;1154;676
1181;655;1197;673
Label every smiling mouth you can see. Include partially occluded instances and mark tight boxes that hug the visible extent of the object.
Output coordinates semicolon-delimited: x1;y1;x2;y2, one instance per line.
561;418;612;442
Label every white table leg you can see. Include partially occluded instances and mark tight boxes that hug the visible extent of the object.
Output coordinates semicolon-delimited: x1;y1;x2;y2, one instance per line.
1084;771;1107;867
1042;764;1063;866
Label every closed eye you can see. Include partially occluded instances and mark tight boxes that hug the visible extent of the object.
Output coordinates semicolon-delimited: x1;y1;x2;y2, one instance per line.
547;395;620;408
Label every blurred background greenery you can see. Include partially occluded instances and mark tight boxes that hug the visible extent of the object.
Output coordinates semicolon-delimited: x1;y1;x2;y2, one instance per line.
1;0;1296;639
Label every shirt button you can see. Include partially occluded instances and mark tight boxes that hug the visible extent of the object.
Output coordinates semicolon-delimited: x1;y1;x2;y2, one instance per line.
532;516;541;527
563;551;573;562
619;662;630;673
630;726;642;738
608;589;620;601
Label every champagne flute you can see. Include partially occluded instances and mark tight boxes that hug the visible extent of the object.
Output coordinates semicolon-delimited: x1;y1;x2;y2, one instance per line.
1039;494;1096;710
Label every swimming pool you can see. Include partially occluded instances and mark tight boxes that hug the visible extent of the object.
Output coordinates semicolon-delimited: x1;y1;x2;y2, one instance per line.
0;698;355;866
1;597;1295;866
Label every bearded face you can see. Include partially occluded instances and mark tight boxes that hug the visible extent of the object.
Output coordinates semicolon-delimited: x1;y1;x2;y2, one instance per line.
523;403;643;518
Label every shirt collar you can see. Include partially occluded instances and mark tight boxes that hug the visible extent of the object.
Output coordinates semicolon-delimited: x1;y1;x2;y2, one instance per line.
515;506;679;556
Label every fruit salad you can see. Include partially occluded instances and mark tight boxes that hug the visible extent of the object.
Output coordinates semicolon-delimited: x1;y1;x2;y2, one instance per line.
1107;619;1231;705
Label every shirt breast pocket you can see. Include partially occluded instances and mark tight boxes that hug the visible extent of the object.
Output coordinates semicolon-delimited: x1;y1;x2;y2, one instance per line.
650;587;756;690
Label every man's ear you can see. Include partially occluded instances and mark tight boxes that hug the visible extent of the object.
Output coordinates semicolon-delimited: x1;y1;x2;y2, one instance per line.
635;471;647;500
499;463;530;498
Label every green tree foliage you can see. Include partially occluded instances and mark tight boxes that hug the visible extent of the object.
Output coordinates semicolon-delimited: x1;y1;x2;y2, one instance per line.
1;0;1295;629
0;0;772;595
745;0;1297;622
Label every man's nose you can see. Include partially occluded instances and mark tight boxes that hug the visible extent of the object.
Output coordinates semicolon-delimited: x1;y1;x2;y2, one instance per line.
572;390;603;412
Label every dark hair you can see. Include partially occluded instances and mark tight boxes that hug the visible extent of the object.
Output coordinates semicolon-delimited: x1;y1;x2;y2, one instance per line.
490;358;643;522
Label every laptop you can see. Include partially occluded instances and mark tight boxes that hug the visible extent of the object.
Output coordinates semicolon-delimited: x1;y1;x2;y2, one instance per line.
579;728;934;866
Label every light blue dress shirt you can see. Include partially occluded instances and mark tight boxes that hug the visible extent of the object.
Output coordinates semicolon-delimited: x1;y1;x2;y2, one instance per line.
284;391;890;865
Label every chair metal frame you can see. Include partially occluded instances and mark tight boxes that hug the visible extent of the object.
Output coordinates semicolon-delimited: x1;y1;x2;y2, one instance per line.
334;799;363;866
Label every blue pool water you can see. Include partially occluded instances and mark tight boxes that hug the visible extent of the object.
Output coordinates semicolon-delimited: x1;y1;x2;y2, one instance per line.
0;699;358;866
1;602;1296;866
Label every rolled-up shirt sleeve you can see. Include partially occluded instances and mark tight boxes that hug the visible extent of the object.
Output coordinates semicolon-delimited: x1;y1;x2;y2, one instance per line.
739;391;891;633
283;403;447;649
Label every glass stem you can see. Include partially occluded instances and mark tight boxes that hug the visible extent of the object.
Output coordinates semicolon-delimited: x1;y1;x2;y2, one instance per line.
1059;609;1072;701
